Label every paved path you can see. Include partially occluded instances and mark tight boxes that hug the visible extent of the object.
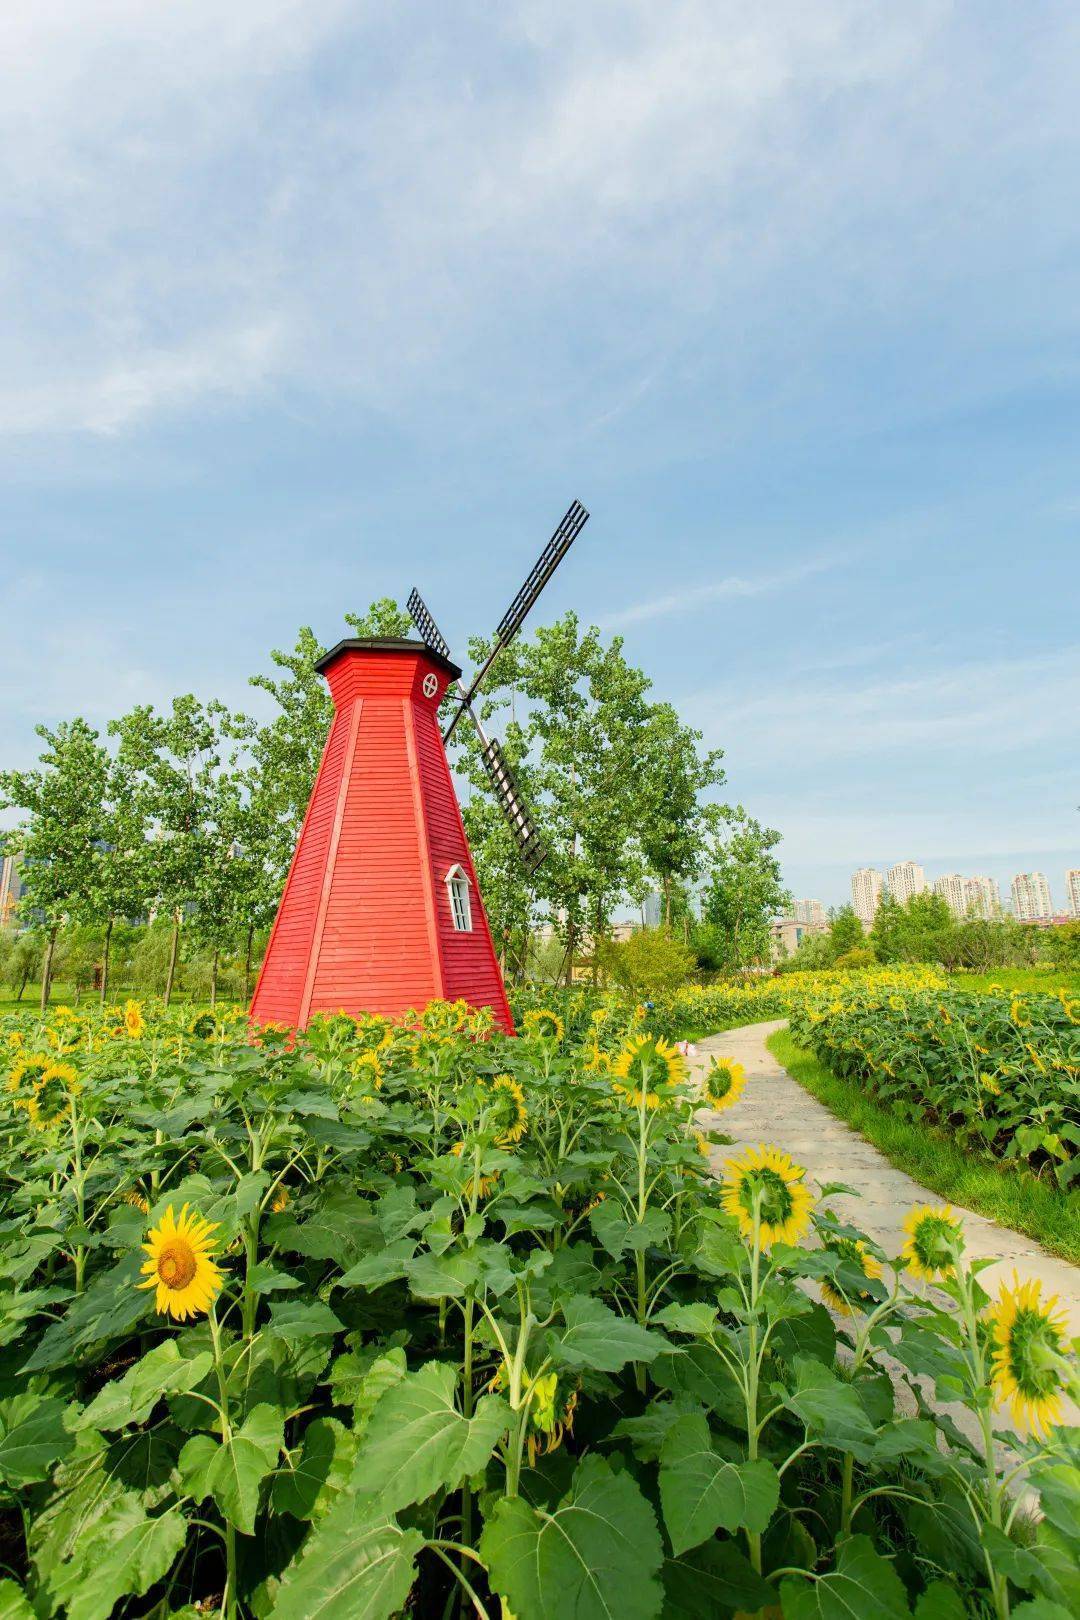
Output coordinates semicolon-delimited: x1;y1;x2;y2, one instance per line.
692;1020;1080;1332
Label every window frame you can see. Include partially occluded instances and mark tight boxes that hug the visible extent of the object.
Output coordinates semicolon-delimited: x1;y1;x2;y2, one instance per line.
445;864;473;933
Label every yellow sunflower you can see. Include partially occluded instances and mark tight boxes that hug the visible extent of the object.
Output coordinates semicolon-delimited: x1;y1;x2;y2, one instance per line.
820;1238;882;1317
611;1034;685;1110
702;1057;747;1113
6;1052;51;1099
985;1272;1071;1438
900;1204;964;1283
138;1205;223;1321
123;1188;150;1214
449;1141;499;1200
1010;999;1030;1029
271;1185;290;1214
720;1144;814;1249
522;1009;565;1043
124;1000;145;1040
489;1074;528;1145
350;1050;384;1089
24;1063;79;1130
979;1072;1002;1096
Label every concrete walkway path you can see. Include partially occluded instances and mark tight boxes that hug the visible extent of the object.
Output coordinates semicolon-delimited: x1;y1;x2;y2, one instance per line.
692;1020;1080;1332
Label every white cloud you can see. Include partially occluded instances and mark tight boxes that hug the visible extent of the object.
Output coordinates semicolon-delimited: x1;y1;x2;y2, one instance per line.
597;553;841;628
3;1;1076;438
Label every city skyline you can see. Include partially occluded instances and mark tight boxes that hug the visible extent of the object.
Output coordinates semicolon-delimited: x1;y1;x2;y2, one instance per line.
788;860;1080;925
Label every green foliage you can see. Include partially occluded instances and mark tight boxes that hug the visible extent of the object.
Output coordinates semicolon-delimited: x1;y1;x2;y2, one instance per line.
699;806;790;972
0;990;1073;1618
599;926;697;994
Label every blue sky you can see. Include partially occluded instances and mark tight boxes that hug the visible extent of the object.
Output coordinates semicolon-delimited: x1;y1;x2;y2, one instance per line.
2;2;1078;910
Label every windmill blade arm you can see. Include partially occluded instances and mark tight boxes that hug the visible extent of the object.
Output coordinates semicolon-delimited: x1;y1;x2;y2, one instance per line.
406;589;453;663
478;733;547;874
494;499;589;647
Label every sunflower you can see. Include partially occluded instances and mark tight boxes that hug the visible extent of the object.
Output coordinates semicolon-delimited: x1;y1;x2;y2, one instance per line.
123;1000;145;1040
702;1057;747;1112
522;1009;565;1043
350;1050;384;1089
985;1272;1071;1437
1059;991;1080;1024
1010;999;1030;1029
900;1204;963;1283
271;1185;290;1214
526;1373;578;1466
591;1007;609;1027
189;1012;217;1039
611;1034;685;1109
489;1074;528;1145
138;1205;223;1321
979;1072;1002;1096
123;1188;150;1214
24;1063;79;1130
692;1130;712;1158
6;1052;51;1099
820;1238;882;1317
720;1144;814;1249
449;1141;500;1200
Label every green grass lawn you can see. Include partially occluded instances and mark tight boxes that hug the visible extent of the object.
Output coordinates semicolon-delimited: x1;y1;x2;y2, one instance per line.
767;1027;1080;1265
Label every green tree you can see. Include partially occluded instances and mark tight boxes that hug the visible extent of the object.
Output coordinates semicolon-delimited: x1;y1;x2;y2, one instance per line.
699;807;790;973
91;753;150;1005
599;926;697;993
636;703;725;930
828;906;866;958
0;718;111;1009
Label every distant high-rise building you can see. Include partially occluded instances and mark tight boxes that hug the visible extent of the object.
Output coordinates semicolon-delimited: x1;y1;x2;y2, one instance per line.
1067;869;1080;920
933;874;967;918
888;861;927;904
642;891;663;929
851;868;884;927
793;898;827;932
0;855;23;929
962;876;1001;920
1011;872;1053;922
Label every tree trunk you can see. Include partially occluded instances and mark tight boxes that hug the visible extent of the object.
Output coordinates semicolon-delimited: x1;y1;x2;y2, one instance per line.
16;963;30;1001
164;912;181;1007
210;948;219;1008
663;874;673;929
564;920;577;987
243;923;254;1001
100;916;113;1007
40;925;58;1013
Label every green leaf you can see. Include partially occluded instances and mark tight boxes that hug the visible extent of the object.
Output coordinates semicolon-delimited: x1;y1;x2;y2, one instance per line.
248;1263;302;1296
779;1535;910;1620
1030;1461;1080;1548
76;1340;213;1431
659;1412;779;1554
653;1303;718;1336
274;1417;357;1520
404;1249;480;1299
337;1240;416;1290
0;1394;75;1486
350;1362;509;1515
549;1296;669;1373
179;1402;284;1534
481;1453;664;1620
269;1496;423;1620
651;1343;745;1427
780;1358;875;1446
1009;1602;1076;1620
913;1581;967;1619
267;1300;344;1341
45;1496;187;1620
0;1580;34;1620
660;1539;774;1618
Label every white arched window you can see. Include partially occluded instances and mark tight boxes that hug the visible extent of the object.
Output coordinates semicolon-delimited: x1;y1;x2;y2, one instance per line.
445;864;473;932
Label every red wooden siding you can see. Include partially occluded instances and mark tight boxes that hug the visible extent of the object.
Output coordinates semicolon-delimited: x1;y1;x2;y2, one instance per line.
249;642;514;1033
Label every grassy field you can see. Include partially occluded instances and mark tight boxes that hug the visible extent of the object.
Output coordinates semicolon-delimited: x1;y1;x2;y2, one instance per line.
767;1027;1080;1264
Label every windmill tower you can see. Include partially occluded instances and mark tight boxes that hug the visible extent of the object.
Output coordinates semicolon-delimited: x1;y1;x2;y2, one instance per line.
250;501;588;1032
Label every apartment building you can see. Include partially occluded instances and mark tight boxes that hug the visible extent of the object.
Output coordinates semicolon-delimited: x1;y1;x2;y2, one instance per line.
888;861;927;905
851;867;883;928
933;873;966;918
1010;872;1053;922
792;898;827;932
1067;869;1080;921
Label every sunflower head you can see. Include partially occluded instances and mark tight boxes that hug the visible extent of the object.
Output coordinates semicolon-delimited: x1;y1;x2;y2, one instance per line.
138;1204;223;1321
985;1272;1072;1437
720;1144;814;1250
489;1074;528;1145
6;1052;51;1099
123;1188;150;1214
979;1072;1002;1096
349;1050;384;1090
901;1204;964;1283
611;1034;685;1110
1010;999;1030;1029
522;1009;565;1043
702;1057;747;1112
24;1063;79;1130
189;1012;216;1039
271;1185;290;1214
820;1237;882;1317
123;1000;146;1040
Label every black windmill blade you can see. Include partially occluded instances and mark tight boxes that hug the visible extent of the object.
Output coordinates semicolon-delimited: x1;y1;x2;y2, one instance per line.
442;499;589;746
406;585;549;873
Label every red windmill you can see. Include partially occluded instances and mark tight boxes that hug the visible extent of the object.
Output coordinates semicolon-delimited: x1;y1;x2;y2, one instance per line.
250;501;589;1032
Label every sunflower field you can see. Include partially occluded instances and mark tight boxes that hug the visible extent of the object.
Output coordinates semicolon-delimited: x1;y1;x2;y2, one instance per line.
789;981;1080;1185
0;997;1078;1620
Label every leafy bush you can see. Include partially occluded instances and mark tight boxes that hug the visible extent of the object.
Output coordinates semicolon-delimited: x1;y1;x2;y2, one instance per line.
0;995;1075;1619
598;926;698;993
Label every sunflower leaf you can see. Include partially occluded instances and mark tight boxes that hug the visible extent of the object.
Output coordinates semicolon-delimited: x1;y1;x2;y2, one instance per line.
0;1578;34;1619
660;1538;774;1618
178;1402;284;1535
659;1412;779;1554
548;1296;669;1373
480;1453;664;1620
44;1495;187;1620
76;1340;213;1431
349;1361;509;1516
779;1357;875;1446
273;1417;357;1520
0;1394;76;1486
269;1496;423;1620
779;1535;911;1620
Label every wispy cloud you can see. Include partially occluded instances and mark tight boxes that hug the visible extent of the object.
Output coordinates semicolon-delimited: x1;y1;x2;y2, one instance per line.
597;554;841;629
